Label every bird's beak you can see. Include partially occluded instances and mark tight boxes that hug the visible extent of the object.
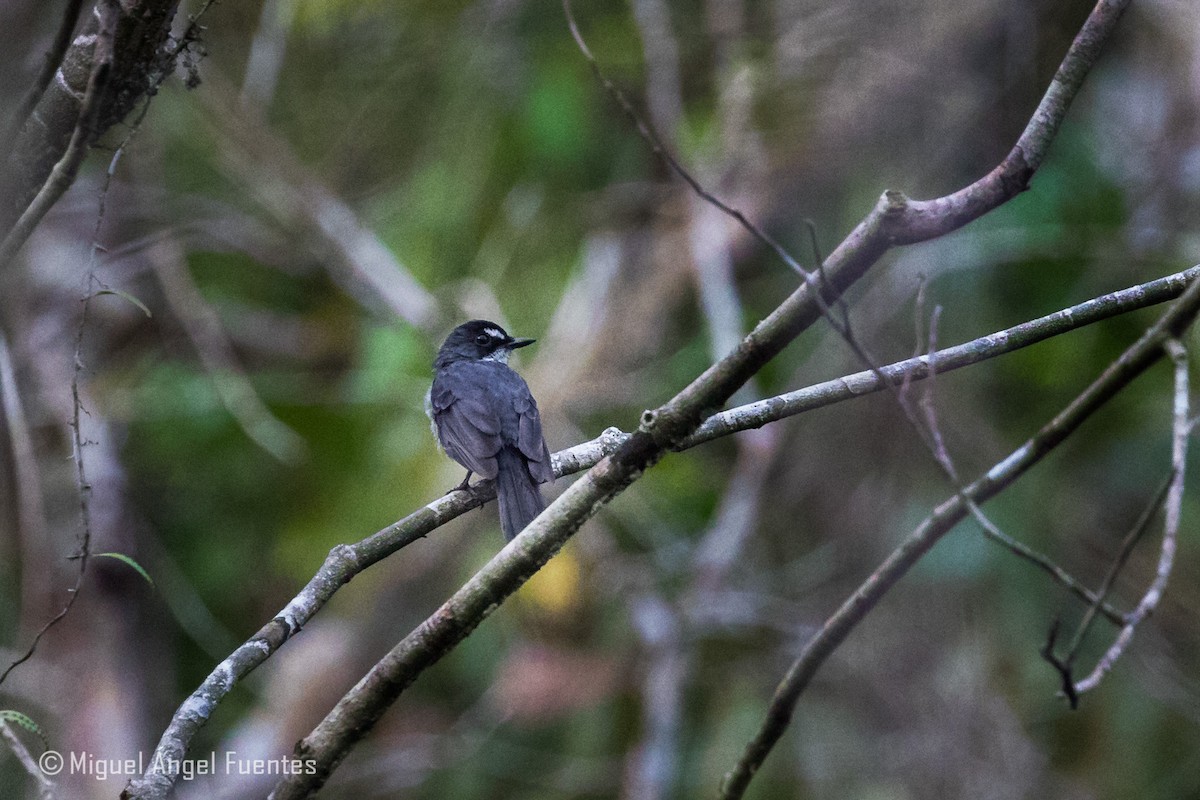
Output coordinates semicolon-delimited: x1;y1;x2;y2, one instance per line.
509;337;536;349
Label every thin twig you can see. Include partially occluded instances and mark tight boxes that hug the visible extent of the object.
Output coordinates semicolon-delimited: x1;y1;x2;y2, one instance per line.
1040;619;1079;709
0;2;119;689
1064;471;1173;661
565;0;888;395
688;265;1200;445
0;276;107;691
1039;470;1172;708
1072;339;1189;695
911;305;1120;621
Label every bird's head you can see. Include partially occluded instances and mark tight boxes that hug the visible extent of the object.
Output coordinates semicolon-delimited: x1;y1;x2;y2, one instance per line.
434;320;535;368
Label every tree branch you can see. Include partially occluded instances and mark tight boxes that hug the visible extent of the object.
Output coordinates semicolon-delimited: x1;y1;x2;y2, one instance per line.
1040;464;1173;708
687;264;1198;445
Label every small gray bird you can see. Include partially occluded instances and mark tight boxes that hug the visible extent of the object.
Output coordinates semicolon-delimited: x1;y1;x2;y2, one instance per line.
428;320;554;540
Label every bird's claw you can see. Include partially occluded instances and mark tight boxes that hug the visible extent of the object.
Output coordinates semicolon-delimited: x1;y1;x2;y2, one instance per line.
446;472;474;495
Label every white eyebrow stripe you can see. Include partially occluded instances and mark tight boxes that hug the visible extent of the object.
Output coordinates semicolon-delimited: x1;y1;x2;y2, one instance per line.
484;327;505;339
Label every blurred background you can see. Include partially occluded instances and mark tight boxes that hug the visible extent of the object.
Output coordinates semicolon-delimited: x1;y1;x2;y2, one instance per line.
1;0;1199;797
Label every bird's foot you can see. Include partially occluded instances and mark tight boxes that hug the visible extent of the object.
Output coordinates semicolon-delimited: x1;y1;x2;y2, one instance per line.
446;471;474;495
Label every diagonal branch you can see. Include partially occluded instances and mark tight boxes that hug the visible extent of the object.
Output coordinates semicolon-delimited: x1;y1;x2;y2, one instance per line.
1040;469;1172;708
688;265;1198;445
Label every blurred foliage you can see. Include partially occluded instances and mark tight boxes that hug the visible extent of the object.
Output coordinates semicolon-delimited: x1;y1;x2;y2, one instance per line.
1;0;1199;799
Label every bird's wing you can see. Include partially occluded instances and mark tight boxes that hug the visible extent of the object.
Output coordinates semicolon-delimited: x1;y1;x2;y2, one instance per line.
514;394;555;484
431;379;502;479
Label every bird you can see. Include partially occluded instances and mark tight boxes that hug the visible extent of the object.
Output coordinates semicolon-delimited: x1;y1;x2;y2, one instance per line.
428;320;554;540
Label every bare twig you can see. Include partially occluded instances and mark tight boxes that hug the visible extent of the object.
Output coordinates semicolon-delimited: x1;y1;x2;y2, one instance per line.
565;0;875;382
688;265;1198;445
0;2;120;689
1071;339;1189;695
1065;472;1173;662
0;298;97;691
1039;471;1170;709
1040;619;1079;709
910;304;1121;622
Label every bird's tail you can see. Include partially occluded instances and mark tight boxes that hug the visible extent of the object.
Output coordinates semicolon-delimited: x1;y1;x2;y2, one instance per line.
495;447;546;541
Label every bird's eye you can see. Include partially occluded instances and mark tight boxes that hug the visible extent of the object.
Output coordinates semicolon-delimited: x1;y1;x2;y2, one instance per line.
475;334;490;345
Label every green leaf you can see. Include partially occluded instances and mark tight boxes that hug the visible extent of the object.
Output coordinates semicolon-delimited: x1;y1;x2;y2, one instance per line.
0;710;50;752
95;552;155;586
94;288;152;318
